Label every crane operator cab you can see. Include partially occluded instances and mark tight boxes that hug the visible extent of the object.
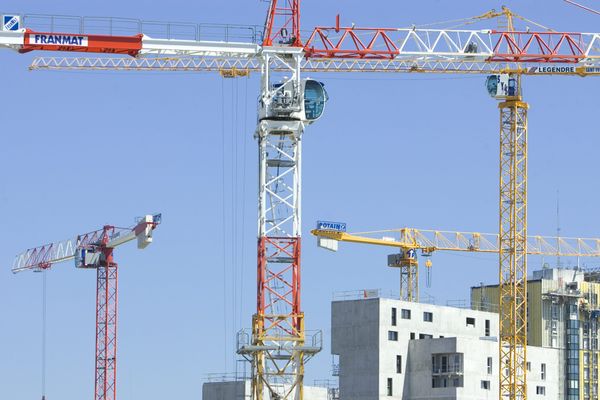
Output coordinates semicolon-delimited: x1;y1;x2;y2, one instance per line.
260;78;328;123
387;249;419;268
486;73;518;99
75;246;102;268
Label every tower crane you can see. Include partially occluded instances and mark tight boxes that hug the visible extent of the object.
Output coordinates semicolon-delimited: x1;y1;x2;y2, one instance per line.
312;224;600;302
12;214;161;400
2;3;600;400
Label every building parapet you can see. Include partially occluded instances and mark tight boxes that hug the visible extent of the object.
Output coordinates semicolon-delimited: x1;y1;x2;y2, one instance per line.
332;289;436;304
332;290;499;314
203;372;249;383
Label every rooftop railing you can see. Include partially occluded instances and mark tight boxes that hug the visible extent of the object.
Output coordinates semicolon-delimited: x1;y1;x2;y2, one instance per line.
10;13;263;43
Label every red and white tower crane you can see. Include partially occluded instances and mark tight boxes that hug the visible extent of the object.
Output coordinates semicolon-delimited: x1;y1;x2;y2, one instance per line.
12;214;161;400
3;3;600;400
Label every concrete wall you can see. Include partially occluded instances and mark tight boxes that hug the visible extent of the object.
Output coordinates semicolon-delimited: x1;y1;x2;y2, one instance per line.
332;299;380;400
527;346;560;400
376;298;498;400
333;297;498;400
203;381;249;400
405;338;559;400
406;337;459;400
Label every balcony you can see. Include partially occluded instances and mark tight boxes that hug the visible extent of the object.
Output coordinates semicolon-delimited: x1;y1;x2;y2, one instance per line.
432;365;464;375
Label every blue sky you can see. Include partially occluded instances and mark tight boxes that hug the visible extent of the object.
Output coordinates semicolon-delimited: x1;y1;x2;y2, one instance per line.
1;1;600;399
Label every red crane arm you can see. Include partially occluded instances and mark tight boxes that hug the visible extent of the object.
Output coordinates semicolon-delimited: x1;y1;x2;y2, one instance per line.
263;0;301;47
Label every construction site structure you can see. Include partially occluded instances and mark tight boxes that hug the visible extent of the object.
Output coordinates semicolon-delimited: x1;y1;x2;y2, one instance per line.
313;223;600;400
12;214;161;400
472;267;600;400
330;289;556;399
3;4;600;400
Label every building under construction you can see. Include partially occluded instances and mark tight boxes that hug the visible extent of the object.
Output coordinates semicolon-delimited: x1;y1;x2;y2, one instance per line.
330;290;557;400
205;266;600;400
473;267;600;400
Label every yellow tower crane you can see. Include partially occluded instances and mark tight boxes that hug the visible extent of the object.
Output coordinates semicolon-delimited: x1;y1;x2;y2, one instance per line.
312;226;600;301
485;10;529;397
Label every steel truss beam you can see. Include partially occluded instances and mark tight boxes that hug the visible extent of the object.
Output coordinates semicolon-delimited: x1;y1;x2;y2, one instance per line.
263;0;301;47
304;26;600;63
28;55;600;77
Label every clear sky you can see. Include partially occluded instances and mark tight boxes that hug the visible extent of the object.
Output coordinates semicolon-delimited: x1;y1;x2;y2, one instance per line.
1;1;600;399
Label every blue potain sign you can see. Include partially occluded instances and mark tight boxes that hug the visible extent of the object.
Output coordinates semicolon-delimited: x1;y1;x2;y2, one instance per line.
3;15;20;31
316;221;347;232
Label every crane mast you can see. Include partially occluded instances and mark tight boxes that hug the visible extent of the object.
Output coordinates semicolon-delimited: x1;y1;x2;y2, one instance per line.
498;82;529;400
263;0;301;47
237;0;322;394
244;49;309;400
94;234;118;400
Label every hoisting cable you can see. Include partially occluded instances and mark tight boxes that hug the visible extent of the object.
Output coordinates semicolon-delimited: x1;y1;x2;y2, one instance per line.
238;75;249;333
41;269;47;400
231;77;238;352
221;77;228;372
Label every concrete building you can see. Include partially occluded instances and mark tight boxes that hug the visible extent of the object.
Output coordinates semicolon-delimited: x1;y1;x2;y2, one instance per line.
206;267;597;400
331;294;559;400
472;267;600;400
